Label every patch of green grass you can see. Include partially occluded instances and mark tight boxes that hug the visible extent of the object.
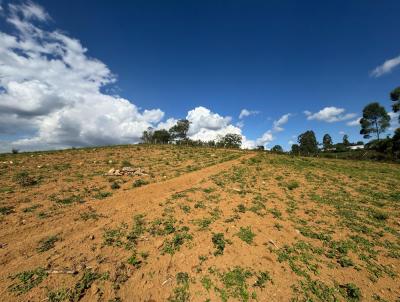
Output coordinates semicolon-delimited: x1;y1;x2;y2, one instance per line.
53;163;71;171
94;191;112;200
103;226;126;247
8;267;48;294
110;182;120;190
237;204;246;213
299;279;337;301
37;211;50;219
69;270;102;301
212;233;227;256
253;271;272;288
236;227;255;244
168;272;190;302
338;256;354;267
133;179;149;188
269;208;282;219
37;235;59;253
80;210;100;221
22;204;42;213
287;181;299;190
127;253;142;268
51;194;84;205
162;227;193;255
201;276;212;291
218;267;253;302
149;217;176;236
194;217;212;230
194;201;206;209
339;283;361;301
126;214;146;247
47;288;70;302
0;206;14;215
224;214;240;223
179;204;191;213
369;210;388;221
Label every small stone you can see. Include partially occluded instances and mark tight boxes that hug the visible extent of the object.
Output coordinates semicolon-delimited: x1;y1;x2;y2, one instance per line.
90;235;95;240
121;166;135;172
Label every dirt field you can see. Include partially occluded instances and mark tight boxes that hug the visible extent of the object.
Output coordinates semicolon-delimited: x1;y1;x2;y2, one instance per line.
0;145;399;302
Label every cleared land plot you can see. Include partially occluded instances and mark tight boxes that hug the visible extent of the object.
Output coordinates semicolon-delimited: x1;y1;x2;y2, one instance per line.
0;147;399;301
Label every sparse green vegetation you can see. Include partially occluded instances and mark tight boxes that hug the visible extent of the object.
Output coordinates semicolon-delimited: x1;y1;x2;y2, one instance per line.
0;206;14;215
133;179;149;188
236;227;255;244
37;235;59;253
14;171;37;187
1;144;400;301
212;233;227;256
8;268;48;294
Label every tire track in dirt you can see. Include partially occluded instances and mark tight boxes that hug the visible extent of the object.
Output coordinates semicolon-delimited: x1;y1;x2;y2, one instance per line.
0;152;255;285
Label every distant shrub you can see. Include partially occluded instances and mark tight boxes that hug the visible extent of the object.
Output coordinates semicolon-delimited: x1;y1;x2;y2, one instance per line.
133;179;149;188
287;181;299;190
370;210;388;221
0;206;15;215
339;283;361;301
11;148;19;154
94;191;112;200
110;182;120;190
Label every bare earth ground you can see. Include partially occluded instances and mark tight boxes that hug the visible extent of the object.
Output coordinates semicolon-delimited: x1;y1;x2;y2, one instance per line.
0;145;399;302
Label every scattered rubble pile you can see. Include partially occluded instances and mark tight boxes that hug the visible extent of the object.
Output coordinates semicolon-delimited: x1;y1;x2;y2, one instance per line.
105;166;148;176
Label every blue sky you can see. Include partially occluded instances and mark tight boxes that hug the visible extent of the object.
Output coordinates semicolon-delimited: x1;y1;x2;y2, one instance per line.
0;0;399;151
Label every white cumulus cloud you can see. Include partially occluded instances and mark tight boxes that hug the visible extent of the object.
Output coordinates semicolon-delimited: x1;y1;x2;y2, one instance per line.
239;109;259;119
273;113;291;132
0;1;167;151
371;54;400;78
388;111;400;131
255;131;273;147
305;107;356;123
185;106;255;148
346;117;361;126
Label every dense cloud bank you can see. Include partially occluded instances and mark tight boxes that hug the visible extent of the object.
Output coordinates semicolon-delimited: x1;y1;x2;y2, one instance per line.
0;2;257;152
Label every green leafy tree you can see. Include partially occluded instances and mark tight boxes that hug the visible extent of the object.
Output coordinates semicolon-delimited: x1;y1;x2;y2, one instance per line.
169;119;190;141
342;134;350;146
390;86;400;122
152;129;171;144
322;134;333;150
141;128;154;143
217;133;242;148
360;102;390;140
271;145;283;153
298;130;318;155
393;128;400;157
291;144;300;155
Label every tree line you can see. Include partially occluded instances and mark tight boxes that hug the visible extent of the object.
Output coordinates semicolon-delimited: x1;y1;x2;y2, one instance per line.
141;119;243;148
277;86;400;159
